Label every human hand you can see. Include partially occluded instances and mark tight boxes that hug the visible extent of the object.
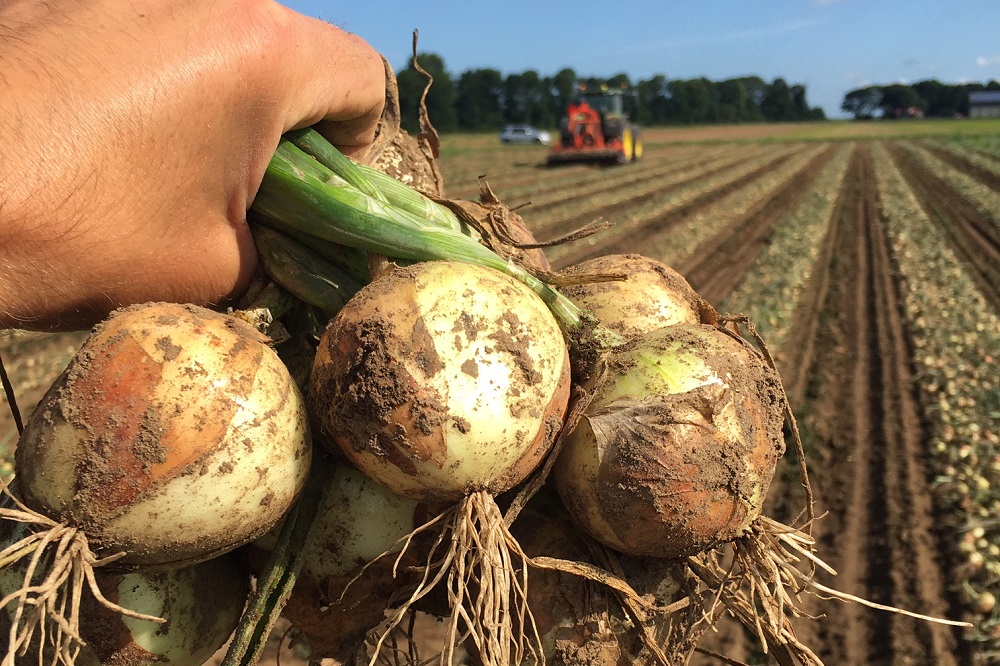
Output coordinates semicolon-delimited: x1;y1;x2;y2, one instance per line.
0;0;385;330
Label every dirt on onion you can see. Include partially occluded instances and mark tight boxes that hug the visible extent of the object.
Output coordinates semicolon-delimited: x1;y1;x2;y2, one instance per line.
2;302;310;664
554;323;786;558
309;260;570;666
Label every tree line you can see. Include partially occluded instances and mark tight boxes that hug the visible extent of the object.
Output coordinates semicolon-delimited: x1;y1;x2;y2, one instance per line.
395;53;826;134
841;79;1000;119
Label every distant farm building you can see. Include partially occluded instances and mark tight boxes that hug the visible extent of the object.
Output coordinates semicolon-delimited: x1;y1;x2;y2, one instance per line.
969;91;1000;118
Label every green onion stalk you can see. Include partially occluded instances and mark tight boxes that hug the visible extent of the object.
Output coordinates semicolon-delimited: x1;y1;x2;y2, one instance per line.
250;128;624;355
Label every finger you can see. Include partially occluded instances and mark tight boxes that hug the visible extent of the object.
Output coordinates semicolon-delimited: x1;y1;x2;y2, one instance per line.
275;10;385;152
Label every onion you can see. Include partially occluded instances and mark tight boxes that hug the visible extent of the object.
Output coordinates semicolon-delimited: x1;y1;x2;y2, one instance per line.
310;261;570;503
14;302;311;569
2;302;310;663
308;260;571;666
248;464;422;662
559;254;707;341
553;323;785;559
0;515;249;666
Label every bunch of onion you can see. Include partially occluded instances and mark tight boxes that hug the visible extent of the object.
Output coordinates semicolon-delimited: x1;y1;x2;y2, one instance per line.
245;130;797;661
1;302;311;664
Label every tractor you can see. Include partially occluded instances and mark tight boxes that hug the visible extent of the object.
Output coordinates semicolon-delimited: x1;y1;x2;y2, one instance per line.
547;86;643;165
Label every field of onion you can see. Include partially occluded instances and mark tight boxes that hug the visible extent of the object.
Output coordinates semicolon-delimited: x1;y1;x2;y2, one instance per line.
436;130;1000;665
1;123;998;665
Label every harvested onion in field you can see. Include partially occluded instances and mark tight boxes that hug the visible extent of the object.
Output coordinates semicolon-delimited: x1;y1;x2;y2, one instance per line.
2;302;310;663
554;323;785;559
15;302;311;568
309;260;571;666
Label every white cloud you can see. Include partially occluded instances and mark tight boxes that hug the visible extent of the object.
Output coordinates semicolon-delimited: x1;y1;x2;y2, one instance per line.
814;0;843;5
619;18;826;53
977;55;1000;67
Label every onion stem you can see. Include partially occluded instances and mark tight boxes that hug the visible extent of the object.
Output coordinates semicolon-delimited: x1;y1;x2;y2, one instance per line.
252;137;624;349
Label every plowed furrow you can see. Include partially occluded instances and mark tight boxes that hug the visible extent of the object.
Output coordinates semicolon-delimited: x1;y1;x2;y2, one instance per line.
549;150;798;269
886;143;1000;310
679;144;837;306
521;150;742;216
919;142;1000;193
782;144;959;665
868;151;959;665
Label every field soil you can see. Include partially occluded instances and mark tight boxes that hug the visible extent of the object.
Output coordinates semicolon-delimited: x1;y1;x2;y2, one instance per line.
772;144;958;664
4;124;1000;665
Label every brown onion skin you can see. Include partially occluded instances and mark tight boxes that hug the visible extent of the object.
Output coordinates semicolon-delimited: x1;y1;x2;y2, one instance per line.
14;302;311;569
554;324;785;559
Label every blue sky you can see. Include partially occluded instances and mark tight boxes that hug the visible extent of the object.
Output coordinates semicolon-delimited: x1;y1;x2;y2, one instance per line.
285;1;1000;119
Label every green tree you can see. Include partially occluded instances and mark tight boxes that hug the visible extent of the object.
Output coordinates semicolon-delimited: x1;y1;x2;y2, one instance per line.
841;86;882;120
635;75;670;125
761;78;793;121
607;72;632;90
503;70;554;126
456;68;503;131
548;67;578;121
716;78;750;122
665;78;719;123
913;79;953;117
879;83;922;118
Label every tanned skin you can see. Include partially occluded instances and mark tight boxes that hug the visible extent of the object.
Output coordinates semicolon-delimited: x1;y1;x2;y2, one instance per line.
0;0;384;330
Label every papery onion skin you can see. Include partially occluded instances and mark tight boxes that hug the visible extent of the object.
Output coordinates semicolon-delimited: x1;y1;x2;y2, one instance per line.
554;324;785;559
14;302;312;569
310;261;571;503
559;254;707;341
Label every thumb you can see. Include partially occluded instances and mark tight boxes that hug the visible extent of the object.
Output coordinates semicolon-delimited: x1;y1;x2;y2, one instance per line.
271;8;386;156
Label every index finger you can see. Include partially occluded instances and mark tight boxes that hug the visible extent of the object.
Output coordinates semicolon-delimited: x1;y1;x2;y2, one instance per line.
272;9;386;155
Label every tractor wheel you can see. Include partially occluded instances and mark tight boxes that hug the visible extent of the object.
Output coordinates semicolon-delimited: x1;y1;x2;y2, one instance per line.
617;127;635;164
632;127;644;161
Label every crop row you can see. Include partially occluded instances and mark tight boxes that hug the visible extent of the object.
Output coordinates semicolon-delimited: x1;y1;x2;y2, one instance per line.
650;143;830;271
936;135;1000;163
542;144;811;267
531;145;787;234
872;141;1000;655
900;141;1000;237
719;142;852;356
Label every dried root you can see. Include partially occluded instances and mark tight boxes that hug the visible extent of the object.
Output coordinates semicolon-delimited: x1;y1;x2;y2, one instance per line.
688;515;971;666
362;490;540;666
0;486;163;666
